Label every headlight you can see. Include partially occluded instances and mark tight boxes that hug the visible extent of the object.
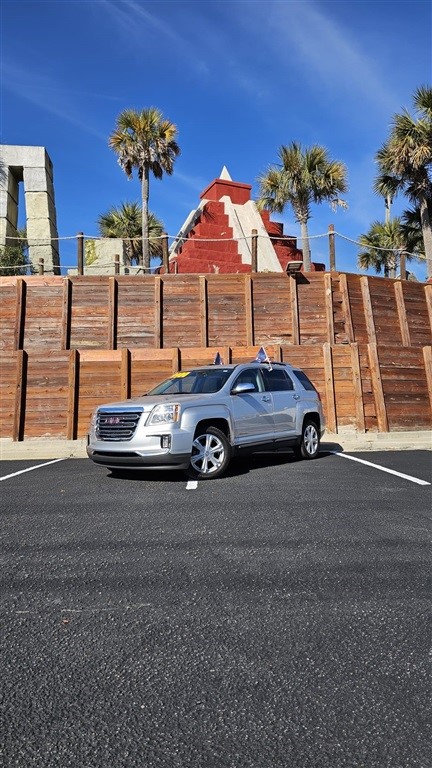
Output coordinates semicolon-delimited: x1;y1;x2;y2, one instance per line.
147;404;180;425
90;409;98;428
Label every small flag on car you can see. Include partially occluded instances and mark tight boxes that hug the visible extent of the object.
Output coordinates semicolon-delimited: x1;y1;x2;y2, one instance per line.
213;352;223;365
255;346;272;370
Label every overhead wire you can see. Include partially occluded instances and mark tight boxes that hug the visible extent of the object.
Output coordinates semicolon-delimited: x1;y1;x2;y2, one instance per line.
0;228;428;269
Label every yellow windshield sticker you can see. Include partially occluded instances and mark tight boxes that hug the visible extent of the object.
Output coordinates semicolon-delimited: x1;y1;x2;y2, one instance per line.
173;372;190;378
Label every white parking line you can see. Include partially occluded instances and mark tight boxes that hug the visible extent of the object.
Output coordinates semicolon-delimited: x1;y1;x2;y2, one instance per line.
186;479;198;490
332;452;430;486
0;458;65;482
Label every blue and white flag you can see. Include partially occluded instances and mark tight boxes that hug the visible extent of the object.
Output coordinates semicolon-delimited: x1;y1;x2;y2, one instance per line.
255;346;272;369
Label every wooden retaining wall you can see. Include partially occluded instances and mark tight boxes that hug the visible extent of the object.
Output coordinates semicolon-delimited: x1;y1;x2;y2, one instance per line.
1;344;431;441
1;273;431;439
1;272;431;351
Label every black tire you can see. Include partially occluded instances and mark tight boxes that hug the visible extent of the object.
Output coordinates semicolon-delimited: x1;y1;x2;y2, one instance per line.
186;426;231;480
293;420;320;460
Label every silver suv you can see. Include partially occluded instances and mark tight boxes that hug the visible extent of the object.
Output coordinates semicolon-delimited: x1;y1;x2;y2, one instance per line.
87;361;325;480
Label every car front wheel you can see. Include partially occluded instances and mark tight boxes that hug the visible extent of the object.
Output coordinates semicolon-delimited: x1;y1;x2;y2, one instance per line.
293;420;320;460
187;426;231;480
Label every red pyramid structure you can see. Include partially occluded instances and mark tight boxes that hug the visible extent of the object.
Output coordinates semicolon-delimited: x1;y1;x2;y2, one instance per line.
166;167;325;274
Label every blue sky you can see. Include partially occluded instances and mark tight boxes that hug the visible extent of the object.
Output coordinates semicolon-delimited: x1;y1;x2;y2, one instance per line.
1;0;431;278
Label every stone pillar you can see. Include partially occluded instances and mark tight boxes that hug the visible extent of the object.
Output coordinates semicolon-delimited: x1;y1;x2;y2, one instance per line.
0;164;19;243
0;145;60;274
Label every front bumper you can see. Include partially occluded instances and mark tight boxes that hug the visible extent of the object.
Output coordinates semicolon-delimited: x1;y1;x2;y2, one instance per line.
87;419;195;470
86;445;191;470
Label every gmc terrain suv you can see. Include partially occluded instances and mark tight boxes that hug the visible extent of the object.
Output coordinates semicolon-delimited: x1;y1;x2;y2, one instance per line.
87;360;325;480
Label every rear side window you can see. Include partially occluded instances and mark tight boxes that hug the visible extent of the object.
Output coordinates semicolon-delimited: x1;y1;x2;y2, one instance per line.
261;368;294;391
293;370;316;391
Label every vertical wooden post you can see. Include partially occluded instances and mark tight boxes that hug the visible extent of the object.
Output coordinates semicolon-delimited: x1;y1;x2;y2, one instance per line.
77;232;84;275
162;233;169;273
199;275;208;346
422;346;432;418
14;278;26;350
66;349;78;440
290;273;300;345
360;276;377;345
244;274;254;346
339;273;355;343
114;254;120;275
351;343;366;432
324;273;335;344
328;224;336;271
394;281;411;346
367;342;389;432
154;275;162;348
12;350;27;441
38;258;44;275
121;348;131;399
425;283;432;335
323;343;337;433
251;229;258;272
108;277;118;349
171;347;180;374
61;277;72;350
399;251;407;280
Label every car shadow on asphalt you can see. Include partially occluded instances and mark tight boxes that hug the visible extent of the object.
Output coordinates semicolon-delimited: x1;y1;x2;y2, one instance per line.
105;447;342;483
226;448;341;477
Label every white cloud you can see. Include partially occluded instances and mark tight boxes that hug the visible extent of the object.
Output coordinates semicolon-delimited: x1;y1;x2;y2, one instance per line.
2;60;113;140
264;0;398;114
100;0;210;76
172;170;207;192
102;0;183;44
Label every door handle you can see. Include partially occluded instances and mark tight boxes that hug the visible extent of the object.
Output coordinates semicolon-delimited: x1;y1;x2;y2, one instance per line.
261;395;271;402
293;394;300;400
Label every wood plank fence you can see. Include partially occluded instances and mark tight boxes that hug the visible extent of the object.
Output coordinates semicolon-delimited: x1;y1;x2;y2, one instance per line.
1;343;431;441
1;272;431;351
1;272;431;440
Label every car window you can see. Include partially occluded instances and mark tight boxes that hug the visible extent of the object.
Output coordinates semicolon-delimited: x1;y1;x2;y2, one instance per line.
261;367;294;391
293;370;317;391
232;368;263;393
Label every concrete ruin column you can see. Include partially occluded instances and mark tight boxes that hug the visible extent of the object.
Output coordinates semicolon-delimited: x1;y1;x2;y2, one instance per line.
0;145;60;274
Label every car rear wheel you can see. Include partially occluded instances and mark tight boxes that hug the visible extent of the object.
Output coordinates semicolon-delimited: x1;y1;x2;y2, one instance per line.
293;420;320;460
187;426;231;480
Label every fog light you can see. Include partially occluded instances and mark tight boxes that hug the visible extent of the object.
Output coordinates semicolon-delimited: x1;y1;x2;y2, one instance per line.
161;435;171;449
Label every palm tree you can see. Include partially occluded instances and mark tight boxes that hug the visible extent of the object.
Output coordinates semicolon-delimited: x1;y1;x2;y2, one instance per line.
97;202;164;267
375;86;432;279
400;206;428;275
108;107;180;272
0;228;32;276
257;142;348;270
357;218;419;278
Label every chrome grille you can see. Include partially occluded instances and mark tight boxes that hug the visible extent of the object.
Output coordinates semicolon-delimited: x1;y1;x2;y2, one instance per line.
96;410;142;441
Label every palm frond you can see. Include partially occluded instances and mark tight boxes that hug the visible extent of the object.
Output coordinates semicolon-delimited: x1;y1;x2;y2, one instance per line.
97;202;164;263
357;218;417;275
414;85;432;119
257;142;347;221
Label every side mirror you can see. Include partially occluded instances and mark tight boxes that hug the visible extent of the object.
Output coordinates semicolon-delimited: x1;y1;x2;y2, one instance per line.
231;382;256;395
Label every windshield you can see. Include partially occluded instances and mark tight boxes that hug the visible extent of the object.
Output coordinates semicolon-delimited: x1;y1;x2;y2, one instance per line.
146;368;232;396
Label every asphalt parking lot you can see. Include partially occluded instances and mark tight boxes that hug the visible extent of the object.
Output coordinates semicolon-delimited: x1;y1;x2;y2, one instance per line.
1;449;431;768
